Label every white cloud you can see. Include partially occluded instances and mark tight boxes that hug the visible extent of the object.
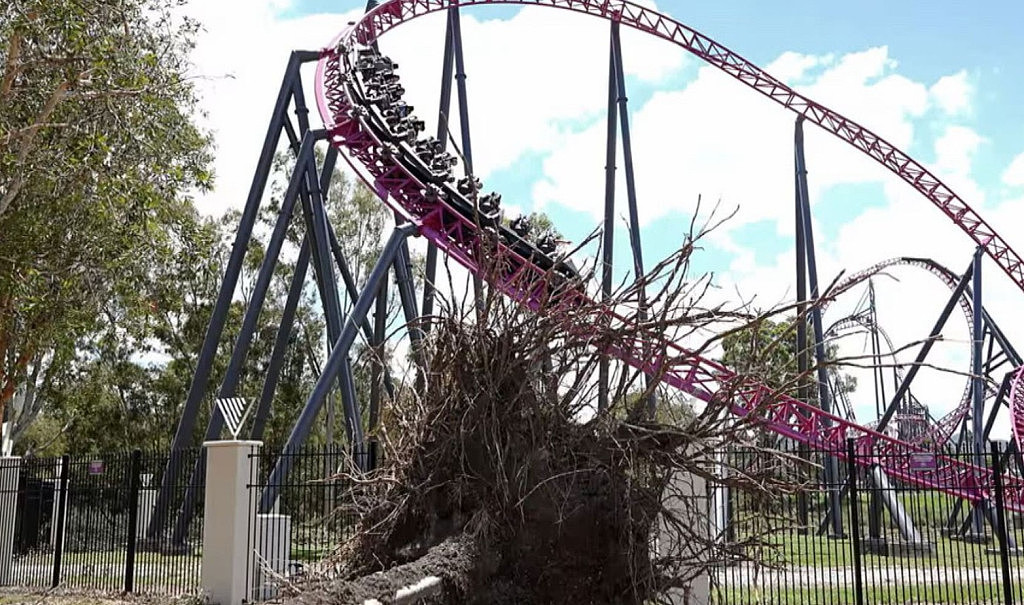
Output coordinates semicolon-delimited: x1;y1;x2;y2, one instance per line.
185;0;360;215
1002;152;1024;187
766;51;834;83
530;44;929;245
933;125;986;205
930;70;973;116
381;5;687;181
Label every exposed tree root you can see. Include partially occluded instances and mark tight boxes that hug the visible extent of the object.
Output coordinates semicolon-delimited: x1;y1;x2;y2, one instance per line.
289;219;821;604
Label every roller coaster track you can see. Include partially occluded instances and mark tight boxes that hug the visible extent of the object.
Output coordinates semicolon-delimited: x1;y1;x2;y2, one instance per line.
315;0;1024;509
825;313;932;431
824;257;998;449
1011;367;1024;450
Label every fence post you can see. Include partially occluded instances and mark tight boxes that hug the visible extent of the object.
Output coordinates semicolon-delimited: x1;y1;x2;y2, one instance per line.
845;439;865;605
990;441;1015;605
125;449;142;593
0;456;20;586
51;454;70;588
201;440;261;605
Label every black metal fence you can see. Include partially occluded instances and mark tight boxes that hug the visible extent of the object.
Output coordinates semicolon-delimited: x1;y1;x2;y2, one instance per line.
244;445;370;602
0;449;204;596
712;440;1023;605
13;441;1006;602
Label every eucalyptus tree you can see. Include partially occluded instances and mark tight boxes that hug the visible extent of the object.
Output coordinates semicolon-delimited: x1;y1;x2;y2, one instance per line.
0;0;212;443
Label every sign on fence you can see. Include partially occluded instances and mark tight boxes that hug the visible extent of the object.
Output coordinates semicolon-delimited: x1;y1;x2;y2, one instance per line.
87;460;104;475
909;453;937;471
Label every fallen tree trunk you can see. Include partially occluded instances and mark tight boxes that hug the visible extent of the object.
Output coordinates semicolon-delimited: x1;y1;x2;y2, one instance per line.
290;535;478;605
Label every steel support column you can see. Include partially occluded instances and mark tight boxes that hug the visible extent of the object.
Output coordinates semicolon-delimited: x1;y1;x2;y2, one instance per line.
250;238;313;440
167;132;322;544
794;131;811;532
369;278;389;432
146;51;318;541
598;27;618;413
795;117;843;538
449;7;484;308
325;222;396;401
259;224;417;512
394;243;427;369
610;21;655;418
868;283;888;420
421;8;458;332
971;248;986;537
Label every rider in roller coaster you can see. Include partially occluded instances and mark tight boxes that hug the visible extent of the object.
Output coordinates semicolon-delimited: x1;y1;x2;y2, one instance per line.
348;44;581;285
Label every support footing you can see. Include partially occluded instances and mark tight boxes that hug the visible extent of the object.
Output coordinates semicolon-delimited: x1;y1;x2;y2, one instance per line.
986;547;1023;556
951;533;990;545
863;537;935;556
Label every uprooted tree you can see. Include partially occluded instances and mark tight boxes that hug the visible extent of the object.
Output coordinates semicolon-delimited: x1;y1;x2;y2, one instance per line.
286;215;844;604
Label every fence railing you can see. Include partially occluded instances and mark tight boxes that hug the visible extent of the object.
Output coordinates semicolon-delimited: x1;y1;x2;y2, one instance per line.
712;440;1022;605
0;449;205;596
244;445;370;602
8;440;1024;604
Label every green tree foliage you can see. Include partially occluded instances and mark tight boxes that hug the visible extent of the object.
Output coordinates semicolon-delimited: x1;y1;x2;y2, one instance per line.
0;0;212;436
14;150;403;456
721;316;856;406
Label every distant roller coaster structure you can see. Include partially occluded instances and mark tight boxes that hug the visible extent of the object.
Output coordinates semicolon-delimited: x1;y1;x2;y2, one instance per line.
143;0;1024;551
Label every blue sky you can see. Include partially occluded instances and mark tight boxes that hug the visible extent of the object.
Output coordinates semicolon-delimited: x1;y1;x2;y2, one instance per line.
188;0;1024;430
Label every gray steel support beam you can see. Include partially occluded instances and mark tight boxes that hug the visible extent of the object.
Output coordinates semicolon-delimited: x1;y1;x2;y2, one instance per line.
795;117;843;538
794;135;811;532
971;248;986;536
868;283;888;420
147;51;316;541
338;355;361;446
292;71;312;134
448;8;484;308
369;278;389;432
867;465;927;544
394;244;427;369
610;22;655;418
422;9;458;331
980;306;1022;366
875;261;974;434
259;224;417;512
167;132;320;544
325;222;396;401
599;28;618;413
250;238;313;440
299;133;361;456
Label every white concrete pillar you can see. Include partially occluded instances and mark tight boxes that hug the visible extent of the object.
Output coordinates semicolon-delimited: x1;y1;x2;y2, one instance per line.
659;466;711;605
201;440;261;605
253;513;291;601
0;457;21;585
136;474;156;541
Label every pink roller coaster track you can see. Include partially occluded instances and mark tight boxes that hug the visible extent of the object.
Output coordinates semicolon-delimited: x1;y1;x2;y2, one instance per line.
1012;367;1024;450
314;0;1024;509
826;257;1000;449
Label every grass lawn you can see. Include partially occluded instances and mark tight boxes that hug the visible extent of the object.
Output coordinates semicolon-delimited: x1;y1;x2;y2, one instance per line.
0;591;204;605
714;582;1009;605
